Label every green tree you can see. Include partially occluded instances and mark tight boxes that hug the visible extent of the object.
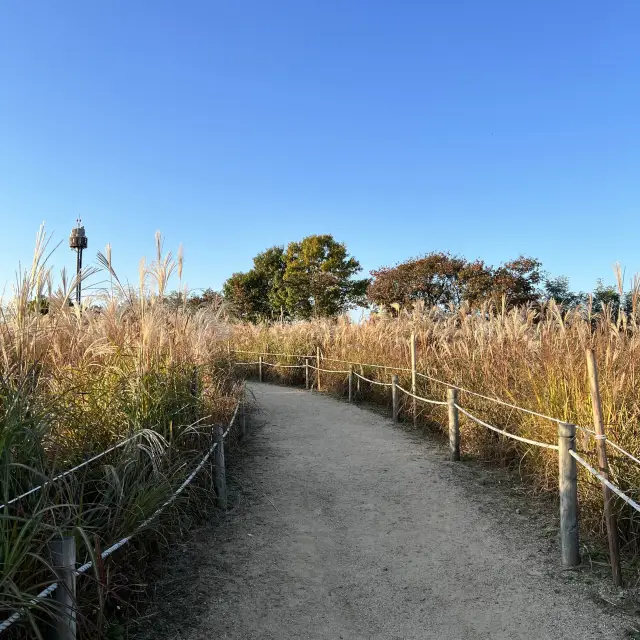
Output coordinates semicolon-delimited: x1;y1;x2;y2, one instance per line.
164;288;226;312
223;235;366;321
592;279;620;311
543;276;587;309
222;247;288;321
253;246;288;316
223;270;271;322
282;235;367;318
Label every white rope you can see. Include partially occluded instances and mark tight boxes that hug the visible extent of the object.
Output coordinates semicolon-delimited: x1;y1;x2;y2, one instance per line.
575;424;597;435
324;357;412;373
234;350;309;358
79;396;243;572
307;364;350;374
234;361;260;365
0;440;219;631
0;583;60;633
395;384;448;406
261;362;306;369
78;391;242;574
455;405;559;450
353;371;392;387
237;351;596;434
605;439;640;468
415;371;594;431
570;450;640;513
233;351;598;436
1;431;147;510
238;351;410;374
0;396;242;634
568;431;640;469
75;535;134;576
76;437;220;577
222;398;241;439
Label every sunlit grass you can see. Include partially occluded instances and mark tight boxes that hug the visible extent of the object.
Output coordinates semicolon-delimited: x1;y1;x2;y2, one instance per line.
231;301;640;564
0;227;238;637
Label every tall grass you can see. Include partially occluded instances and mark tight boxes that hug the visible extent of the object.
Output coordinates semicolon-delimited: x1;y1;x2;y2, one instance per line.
1;227;238;638
231;300;640;566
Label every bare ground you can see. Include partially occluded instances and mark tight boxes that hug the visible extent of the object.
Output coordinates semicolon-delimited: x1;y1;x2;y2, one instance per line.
131;383;635;639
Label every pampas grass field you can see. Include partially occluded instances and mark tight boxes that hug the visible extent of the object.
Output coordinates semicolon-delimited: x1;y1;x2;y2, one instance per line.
0;228;239;638
231;300;640;570
5;225;640;636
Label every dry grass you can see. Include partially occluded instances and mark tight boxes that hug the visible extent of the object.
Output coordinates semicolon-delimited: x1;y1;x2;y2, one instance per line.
1;227;238;638
231;300;640;567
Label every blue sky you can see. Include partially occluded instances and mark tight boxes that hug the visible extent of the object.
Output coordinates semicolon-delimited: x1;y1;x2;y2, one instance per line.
1;1;639;297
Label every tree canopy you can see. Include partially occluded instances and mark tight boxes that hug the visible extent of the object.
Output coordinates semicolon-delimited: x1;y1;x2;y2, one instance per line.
221;240;632;322
367;252;544;312
164;288;226;312
223;235;368;321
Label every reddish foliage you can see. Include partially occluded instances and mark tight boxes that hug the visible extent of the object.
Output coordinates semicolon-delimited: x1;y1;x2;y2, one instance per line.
367;252;542;312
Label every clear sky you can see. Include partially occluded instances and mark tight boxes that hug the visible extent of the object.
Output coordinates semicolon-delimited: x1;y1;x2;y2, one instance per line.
1;1;639;297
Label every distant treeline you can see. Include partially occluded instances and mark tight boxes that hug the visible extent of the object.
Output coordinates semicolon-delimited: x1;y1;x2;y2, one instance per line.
172;234;633;322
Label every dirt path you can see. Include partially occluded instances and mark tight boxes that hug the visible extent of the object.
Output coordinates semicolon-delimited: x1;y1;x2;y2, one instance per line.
137;383;630;639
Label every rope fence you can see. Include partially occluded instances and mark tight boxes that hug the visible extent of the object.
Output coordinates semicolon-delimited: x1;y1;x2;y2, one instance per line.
396;383;448;406
240;351;596;432
324;357;412;373
234;349;309;358
605;439;640;467
1;431;148;510
237;352;634;461
8;341;636;634
307;364;351;374
235;345;640;586
262;361;306;369
0;388;246;637
570;450;640;513
416;370;596;432
455;404;559;451
247;351;596;437
353;371;392;387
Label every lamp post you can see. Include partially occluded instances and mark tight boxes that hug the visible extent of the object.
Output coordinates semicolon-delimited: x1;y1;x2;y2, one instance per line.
69;220;88;307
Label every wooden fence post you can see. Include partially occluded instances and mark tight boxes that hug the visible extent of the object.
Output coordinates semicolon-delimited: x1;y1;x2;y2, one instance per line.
392;374;399;423
558;422;580;566
50;535;77;640
410;332;417;427
316;346;321;392
348;365;353;402
214;425;227;510
258;356;263;383
447;388;460;461
305;358;310;390
586;348;622;586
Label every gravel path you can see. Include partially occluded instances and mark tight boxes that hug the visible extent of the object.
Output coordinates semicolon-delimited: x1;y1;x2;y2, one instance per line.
140;383;629;639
